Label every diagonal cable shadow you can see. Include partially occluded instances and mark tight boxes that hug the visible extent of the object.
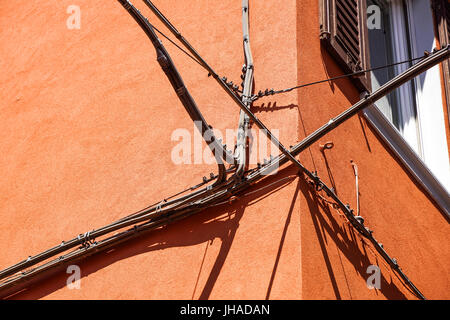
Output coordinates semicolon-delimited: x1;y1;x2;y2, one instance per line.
319;151;338;195
265;178;301;299
5;167;298;300
298;177;408;300
197;203;245;300
251;102;298;113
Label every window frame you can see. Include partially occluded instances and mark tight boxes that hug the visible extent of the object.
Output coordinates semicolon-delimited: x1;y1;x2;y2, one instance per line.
319;0;371;92
363;0;450;215
432;0;450;127
363;105;450;217
320;0;450;215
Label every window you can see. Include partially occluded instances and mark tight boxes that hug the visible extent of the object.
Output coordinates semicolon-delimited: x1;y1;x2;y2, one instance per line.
433;0;450;126
320;0;450;211
367;0;450;192
319;0;371;91
368;0;420;151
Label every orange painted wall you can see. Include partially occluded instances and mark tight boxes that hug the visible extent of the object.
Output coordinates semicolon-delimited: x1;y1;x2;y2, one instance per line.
0;0;448;300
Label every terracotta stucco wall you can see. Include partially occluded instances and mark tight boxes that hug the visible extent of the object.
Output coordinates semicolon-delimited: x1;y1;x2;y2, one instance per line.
295;0;449;299
0;0;448;299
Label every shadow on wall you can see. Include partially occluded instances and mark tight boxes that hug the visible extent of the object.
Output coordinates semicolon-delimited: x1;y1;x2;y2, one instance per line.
299;177;409;300
319;46;373;153
321;46;448;221
292;48;413;300
4;166;298;300
1;52;421;298
251;102;298;113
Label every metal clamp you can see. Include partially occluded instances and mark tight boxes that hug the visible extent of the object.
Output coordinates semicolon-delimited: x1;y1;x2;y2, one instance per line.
319;141;334;152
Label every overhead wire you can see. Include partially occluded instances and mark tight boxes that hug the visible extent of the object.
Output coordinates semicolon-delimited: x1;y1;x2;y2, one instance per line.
249;55;427;101
0;0;447;300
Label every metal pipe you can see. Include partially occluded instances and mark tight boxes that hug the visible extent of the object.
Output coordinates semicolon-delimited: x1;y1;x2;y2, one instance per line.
0;149;426;299
119;0;234;170
141;0;312;174
351;160;360;217
289;45;450;155
241;45;450;180
2;2;447;299
235;0;253;178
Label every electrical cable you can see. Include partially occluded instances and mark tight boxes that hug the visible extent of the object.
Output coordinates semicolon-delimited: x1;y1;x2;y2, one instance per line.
142;0;314;176
1;1;447;300
151;23;203;67
235;0;253;179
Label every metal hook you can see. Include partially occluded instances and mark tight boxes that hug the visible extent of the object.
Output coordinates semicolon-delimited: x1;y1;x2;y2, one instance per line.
319;141;334;152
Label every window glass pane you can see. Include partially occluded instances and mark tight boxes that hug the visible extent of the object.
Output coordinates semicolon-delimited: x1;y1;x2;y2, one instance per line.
367;0;399;127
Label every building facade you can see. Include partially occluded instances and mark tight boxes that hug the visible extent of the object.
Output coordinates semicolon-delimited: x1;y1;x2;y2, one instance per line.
0;0;449;299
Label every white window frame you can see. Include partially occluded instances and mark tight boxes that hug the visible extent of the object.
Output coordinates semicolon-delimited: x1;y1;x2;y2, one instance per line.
363;106;449;217
389;0;423;155
365;0;450;216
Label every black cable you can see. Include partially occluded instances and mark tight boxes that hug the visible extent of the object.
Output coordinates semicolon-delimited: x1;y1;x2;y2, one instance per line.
150;23;204;67
250;55;426;101
1;1;444;299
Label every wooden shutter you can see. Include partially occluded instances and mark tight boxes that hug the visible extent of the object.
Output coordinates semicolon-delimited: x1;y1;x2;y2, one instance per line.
432;0;450;126
319;0;370;92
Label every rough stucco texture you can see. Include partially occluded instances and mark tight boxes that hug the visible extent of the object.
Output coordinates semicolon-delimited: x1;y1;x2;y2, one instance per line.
0;0;448;299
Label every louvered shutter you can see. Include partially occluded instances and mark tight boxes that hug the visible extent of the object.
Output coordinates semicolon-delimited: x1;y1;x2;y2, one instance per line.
433;0;450;126
319;0;370;92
